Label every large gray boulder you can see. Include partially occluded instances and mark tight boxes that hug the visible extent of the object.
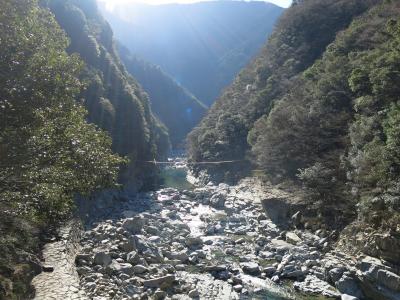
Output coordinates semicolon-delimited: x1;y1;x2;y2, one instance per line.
240;262;261;276
294;275;341;298
143;275;175;288
127;250;141;265
106;260;122;274
119;263;134;275
93;251;112;267
335;274;363;299
285;232;302;245
133;265;148;275
122;216;145;234
209;193;226;209
185;235;203;248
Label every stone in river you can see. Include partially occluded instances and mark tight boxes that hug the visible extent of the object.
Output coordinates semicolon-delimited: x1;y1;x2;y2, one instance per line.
233;285;243;292
185;235;203;247
209;193;226;209
240;262;261;276
94;251;112;267
188;289;200;298
133;265;148;275
143;275;175;288
127;250;141;265
293;275;341;298
285;232;302;245
122;217;145;234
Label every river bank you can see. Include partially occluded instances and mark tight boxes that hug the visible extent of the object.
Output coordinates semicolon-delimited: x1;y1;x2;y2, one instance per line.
31;161;400;300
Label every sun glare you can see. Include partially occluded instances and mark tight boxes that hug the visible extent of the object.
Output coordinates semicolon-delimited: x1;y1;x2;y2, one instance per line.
98;0;292;11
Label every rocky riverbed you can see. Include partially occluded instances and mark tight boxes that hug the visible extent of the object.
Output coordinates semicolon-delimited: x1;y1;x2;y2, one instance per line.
32;165;400;300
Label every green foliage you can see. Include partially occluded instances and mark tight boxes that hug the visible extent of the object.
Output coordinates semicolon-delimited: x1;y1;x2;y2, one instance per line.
188;0;400;228
48;0;170;185
0;0;123;221
188;0;377;170
0;1;125;297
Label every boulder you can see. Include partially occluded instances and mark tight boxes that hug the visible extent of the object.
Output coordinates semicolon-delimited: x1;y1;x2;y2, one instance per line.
270;239;294;251
165;251;189;263
263;266;277;277
291;211;302;227
122;217;145;234
293;275;341;298
188;289;200;298
94;252;112;267
329;267;346;283
261;191;305;226
285;232;302;245
106;260;122;274
376;269;400;292
209;193;226;209
205;265;227;272
233;285;243;292
143;275;175;288
335;274;363;299
146;226;159;235
154;289;167;300
133;265;148;275
374;231;400;264
240;262;260;276
127;251;141;265
119;263;134;275
185;235;203;248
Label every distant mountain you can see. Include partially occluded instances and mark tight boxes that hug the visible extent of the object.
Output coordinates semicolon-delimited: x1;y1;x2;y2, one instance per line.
118;45;207;148
99;1;284;105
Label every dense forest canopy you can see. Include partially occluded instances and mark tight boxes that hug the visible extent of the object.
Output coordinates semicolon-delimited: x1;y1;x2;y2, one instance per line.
188;0;400;230
0;0;127;297
47;0;170;186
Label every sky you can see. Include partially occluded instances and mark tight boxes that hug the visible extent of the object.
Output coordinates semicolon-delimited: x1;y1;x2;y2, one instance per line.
98;0;292;11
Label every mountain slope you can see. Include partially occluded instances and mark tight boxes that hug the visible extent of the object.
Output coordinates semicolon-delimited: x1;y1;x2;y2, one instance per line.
188;0;378;173
100;1;284;105
188;0;400;268
118;45;207;147
48;0;170;186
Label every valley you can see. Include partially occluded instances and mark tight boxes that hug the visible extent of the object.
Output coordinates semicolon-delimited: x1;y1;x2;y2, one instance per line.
1;0;400;299
29;161;361;300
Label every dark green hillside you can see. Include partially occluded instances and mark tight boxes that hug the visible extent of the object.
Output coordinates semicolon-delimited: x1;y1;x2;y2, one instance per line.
188;0;400;240
118;45;207;148
0;0;123;298
48;0;170;186
188;0;378;173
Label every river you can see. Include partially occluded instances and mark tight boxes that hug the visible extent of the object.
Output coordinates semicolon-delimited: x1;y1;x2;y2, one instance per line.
32;159;338;299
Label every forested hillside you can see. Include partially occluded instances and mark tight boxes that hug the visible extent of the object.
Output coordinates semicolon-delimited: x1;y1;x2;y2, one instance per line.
48;0;170;186
188;0;400;234
0;0;124;297
118;45;207;147
100;1;284;105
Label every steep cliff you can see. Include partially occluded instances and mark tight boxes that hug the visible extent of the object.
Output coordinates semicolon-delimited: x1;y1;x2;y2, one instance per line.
48;0;170;187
